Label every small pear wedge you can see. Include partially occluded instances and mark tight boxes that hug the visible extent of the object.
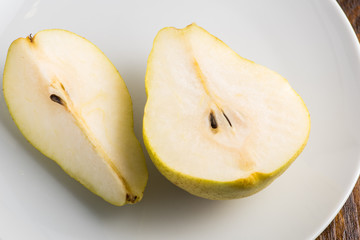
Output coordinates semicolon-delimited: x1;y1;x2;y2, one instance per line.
3;29;148;206
143;24;310;200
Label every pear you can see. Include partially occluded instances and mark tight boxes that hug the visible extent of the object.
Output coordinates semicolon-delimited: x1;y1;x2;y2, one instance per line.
3;29;148;206
143;24;310;200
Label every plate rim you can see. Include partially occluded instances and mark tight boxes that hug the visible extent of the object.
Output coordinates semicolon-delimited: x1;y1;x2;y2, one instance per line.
312;0;360;238
1;0;360;239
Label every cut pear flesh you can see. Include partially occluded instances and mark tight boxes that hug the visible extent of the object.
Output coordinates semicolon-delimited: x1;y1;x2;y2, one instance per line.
144;24;310;200
3;30;148;205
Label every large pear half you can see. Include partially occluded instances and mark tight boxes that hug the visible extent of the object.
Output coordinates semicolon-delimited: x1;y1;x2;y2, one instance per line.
143;24;310;200
3;30;148;206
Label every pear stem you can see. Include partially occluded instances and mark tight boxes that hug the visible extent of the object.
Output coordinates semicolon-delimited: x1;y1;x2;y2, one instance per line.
28;33;33;42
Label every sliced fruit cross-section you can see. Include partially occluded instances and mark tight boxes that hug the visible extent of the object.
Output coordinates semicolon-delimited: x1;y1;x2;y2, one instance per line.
3;29;148;206
143;24;310;200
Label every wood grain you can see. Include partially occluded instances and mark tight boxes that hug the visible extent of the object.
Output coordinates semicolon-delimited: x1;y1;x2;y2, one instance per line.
317;1;360;239
338;0;360;39
317;179;360;239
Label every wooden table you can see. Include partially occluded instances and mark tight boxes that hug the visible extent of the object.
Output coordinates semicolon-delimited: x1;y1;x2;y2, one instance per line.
317;1;360;239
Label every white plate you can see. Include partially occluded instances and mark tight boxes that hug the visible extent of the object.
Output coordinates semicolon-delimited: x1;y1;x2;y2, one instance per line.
0;0;359;239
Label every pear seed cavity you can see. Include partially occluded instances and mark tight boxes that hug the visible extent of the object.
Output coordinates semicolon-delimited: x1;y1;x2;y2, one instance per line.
50;94;64;105
209;111;217;129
